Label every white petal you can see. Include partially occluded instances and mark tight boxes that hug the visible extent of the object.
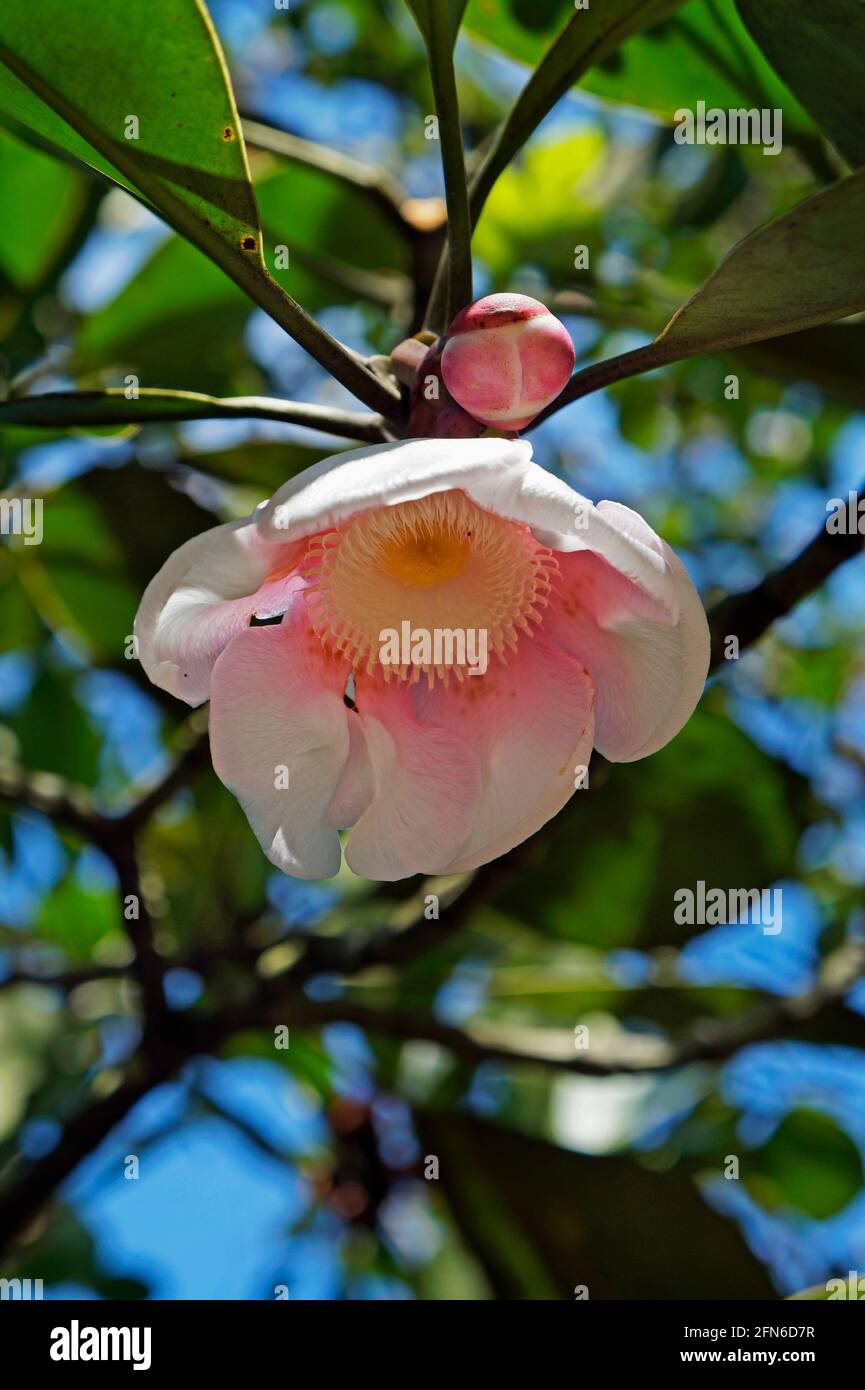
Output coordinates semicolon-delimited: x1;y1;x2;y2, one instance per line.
256;437;535;541
255;440;682;619
134;519;304;705
209;620;351;879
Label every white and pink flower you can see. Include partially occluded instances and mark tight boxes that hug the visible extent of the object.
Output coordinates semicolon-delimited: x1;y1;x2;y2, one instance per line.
135;437;709;881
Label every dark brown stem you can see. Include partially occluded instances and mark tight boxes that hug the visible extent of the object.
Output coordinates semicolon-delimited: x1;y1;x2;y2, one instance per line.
707;487;865;670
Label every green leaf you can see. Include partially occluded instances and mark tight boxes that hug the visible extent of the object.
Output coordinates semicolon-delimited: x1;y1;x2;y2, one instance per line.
747;1109;864;1219
0;0;261;275
464;0;811;137
736;0;865;168
463;0;572;65
0;125;85;290
0;62;135;196
0;1;396;412
657;169;865;358
418;1109;775;1298
584;0;813;132
468;0;685;215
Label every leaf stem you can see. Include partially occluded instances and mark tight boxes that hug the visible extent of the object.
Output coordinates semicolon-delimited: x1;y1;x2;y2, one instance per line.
425;0;676;329
425;0;473;326
0;389;392;442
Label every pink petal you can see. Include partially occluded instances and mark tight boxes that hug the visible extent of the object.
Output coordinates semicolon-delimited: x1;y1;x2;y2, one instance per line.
413;633;595;873
325;712;374;830
344;677;483;881
545;502;709;762
135;519;305;705
209;608;352;879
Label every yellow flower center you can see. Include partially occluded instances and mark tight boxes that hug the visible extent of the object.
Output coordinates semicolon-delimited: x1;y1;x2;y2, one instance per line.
378;526;471;588
302;489;557;685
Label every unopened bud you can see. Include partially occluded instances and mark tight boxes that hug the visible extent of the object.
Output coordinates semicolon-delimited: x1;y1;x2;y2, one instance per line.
440;293;574;430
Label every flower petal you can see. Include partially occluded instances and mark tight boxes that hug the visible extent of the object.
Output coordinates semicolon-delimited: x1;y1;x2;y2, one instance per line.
414;633;595;873
324;711;374;830
344;677;483;881
257;437;534;540
545;503;709;762
134;520;304;705
255;440;682;618
255;435;609;555
209;612;351;879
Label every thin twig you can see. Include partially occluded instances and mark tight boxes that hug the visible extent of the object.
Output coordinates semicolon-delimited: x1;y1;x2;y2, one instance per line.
241;116;410;235
425;1;473;324
0;389;391;442
0;1061;181;1253
707;486;865;670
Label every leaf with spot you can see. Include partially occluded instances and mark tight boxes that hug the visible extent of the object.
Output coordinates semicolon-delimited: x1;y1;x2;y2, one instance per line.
0;1;392;410
0;0;262;282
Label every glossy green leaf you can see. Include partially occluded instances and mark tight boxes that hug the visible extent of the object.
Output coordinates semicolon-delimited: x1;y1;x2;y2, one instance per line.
0;2;395;411
0;0;261;276
585;0;812;132
736;0;865;168
656;170;865;359
0;125;85;290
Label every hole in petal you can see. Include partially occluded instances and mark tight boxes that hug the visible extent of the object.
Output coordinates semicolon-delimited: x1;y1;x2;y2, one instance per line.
343;671;358;710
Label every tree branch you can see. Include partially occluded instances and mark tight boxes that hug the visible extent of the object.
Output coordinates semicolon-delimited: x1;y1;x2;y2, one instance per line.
202;931;865;1080
0;717;209;849
0;389;392;442
707;486;865;670
0;1061;179;1254
286;932;865;1075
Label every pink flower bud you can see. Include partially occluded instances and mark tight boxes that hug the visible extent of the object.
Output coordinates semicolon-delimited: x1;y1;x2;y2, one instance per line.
440;293;575;430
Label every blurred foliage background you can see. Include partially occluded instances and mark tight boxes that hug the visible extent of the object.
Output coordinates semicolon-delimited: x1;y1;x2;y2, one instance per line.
1;0;865;1300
